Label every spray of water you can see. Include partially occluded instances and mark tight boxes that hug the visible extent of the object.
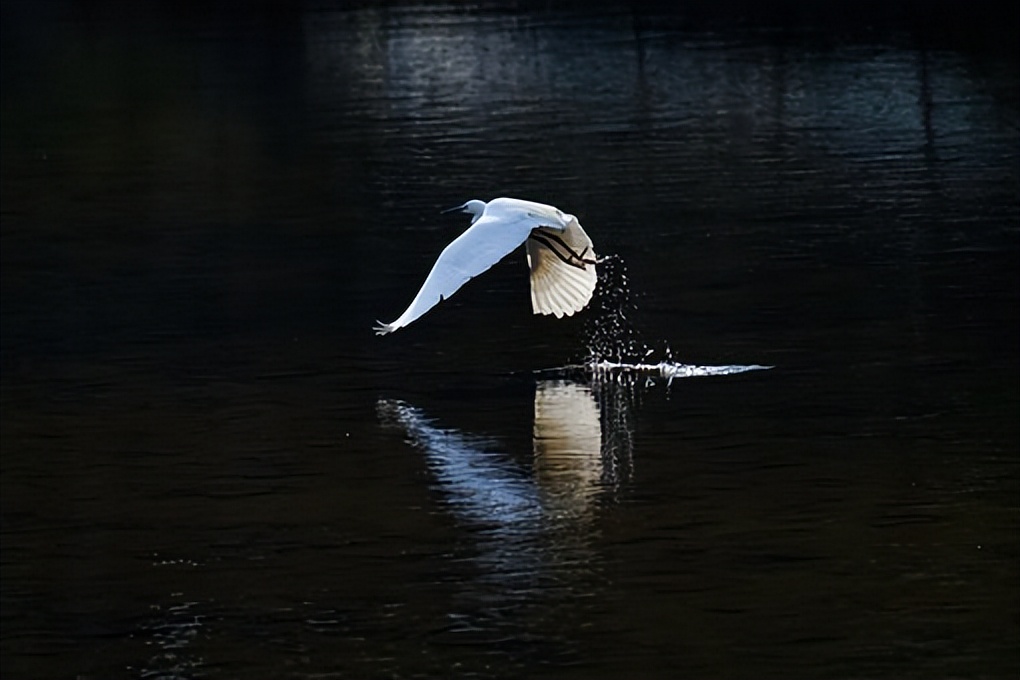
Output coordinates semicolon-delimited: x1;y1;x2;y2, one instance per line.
582;255;654;364
561;254;771;384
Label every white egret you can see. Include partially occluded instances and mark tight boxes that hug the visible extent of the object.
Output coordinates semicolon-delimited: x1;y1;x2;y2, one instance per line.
375;197;597;335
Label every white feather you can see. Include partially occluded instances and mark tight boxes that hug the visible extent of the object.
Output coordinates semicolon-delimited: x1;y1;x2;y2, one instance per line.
376;198;597;334
526;217;598;318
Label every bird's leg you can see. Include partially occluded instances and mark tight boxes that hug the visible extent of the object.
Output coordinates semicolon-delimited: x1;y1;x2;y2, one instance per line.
529;232;598;269
529;233;587;269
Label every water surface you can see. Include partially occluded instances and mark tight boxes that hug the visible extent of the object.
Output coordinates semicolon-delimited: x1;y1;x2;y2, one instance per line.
2;2;1017;678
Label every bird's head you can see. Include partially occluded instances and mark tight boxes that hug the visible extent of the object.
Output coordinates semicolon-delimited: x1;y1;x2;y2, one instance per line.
442;199;487;224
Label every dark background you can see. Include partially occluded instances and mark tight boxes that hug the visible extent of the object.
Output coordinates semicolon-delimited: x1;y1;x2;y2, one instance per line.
2;2;1017;678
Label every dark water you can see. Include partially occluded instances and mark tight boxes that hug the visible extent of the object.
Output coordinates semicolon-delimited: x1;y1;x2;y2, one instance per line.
2;2;1018;678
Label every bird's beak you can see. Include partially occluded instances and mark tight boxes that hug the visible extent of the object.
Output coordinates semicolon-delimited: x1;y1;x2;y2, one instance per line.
441;203;466;214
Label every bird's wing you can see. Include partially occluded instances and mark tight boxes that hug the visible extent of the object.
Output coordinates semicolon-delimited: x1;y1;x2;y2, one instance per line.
375;214;536;334
526;217;597;318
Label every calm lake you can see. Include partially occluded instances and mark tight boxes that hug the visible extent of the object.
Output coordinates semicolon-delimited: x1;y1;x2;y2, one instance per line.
2;2;1017;678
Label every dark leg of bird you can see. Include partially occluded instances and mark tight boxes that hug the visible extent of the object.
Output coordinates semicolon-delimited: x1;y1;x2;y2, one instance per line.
537;232;597;266
529;234;585;269
529;233;597;269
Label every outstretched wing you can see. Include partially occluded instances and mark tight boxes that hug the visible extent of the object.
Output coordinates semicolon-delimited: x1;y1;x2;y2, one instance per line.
526;217;597;318
375;214;536;334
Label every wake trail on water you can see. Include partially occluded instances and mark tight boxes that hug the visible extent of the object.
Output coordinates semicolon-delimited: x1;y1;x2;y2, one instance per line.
540;255;772;384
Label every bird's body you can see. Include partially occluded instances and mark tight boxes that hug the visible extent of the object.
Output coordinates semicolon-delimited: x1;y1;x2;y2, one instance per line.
375;197;597;335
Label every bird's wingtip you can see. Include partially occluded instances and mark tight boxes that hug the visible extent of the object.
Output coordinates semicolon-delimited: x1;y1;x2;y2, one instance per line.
374;320;396;336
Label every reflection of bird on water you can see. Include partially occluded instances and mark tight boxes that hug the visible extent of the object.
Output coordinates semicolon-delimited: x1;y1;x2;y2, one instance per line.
375;198;598;334
532;381;604;514
376;398;541;526
377;381;631;651
376;379;632;531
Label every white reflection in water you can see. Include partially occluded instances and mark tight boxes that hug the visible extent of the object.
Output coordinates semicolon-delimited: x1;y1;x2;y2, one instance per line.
379;379;630;529
377;378;634;610
378;399;543;527
532;381;605;519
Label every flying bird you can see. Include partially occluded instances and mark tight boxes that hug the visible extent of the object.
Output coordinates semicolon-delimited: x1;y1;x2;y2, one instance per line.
375;197;598;335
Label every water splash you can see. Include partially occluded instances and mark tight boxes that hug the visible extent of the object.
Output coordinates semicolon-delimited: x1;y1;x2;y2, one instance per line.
538;359;772;387
589;359;772;381
554;254;772;385
583;255;652;365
